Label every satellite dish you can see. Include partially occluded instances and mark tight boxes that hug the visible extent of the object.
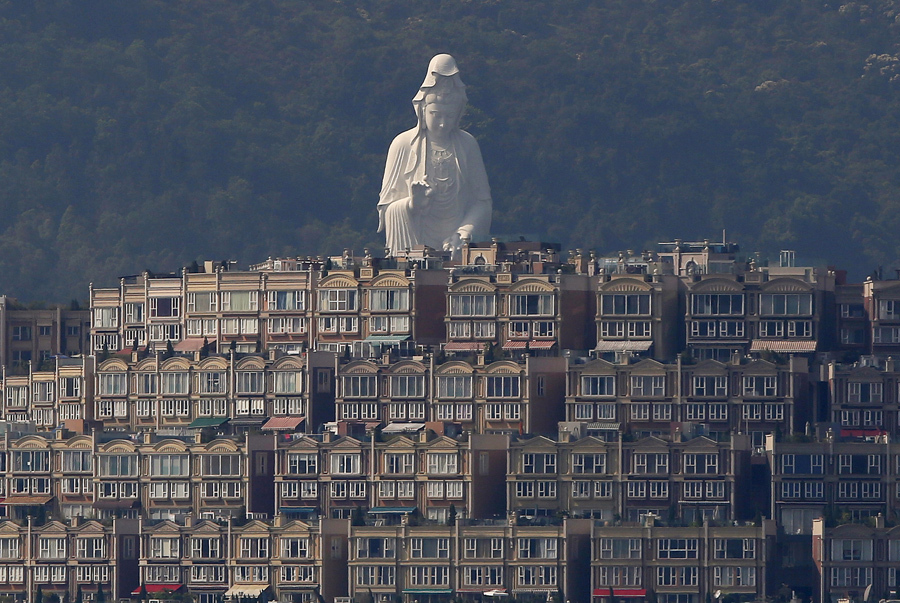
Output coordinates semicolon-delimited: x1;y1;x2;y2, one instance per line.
714;591;722;600
863;584;873;603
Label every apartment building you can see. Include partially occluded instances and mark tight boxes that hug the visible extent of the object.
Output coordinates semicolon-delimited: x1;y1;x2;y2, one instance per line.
333;356;566;437
445;241;595;356
507;433;753;525
812;516;900;603
590;520;774;603
595;273;681;362
1;356;94;428
0;296;89;371
347;518;584;603
91;350;335;433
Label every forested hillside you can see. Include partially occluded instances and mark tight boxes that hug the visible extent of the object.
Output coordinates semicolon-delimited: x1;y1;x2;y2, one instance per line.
2;0;900;300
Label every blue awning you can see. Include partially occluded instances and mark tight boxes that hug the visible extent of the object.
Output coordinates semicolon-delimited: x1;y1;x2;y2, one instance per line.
368;506;417;515
280;507;316;514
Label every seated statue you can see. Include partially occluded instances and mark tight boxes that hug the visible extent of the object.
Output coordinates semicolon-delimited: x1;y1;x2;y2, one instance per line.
377;54;492;257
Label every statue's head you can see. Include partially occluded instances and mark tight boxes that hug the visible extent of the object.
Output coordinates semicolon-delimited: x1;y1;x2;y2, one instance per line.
413;54;468;134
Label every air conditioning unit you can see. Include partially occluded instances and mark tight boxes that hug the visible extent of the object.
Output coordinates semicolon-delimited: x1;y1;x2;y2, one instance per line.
246;512;270;521
200;512;216;520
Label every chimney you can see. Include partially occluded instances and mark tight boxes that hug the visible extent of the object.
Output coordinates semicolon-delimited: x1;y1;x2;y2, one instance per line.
731;350;742;365
886;357;896;373
143;431;152;444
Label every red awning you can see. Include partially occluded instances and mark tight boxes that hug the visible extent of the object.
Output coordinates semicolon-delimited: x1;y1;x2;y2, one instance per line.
262;417;306;431
131;585;184;595
528;340;556;349
502;340;529;350
841;429;887;438
445;342;483;351
592;589;647;598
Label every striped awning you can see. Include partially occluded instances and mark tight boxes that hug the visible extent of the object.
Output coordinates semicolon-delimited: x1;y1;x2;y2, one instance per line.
261;416;305;431
595;341;652;352
750;339;816;352
528;340;556;349
445;342;483;351
502;340;529;350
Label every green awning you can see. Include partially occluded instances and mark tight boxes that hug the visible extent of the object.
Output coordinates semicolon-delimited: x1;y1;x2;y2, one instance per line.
280;507;316;514
364;335;410;342
368;506;417;515
402;590;452;595
187;417;230;428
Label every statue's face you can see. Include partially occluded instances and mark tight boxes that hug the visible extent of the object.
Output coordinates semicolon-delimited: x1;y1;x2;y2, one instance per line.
424;102;457;139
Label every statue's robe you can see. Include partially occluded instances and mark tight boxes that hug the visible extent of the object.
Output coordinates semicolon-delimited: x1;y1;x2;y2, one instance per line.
377;127;491;254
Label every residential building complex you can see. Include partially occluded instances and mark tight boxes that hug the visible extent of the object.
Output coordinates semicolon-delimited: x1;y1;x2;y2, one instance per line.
0;238;897;603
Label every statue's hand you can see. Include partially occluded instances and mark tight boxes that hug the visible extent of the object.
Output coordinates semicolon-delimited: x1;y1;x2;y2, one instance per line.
442;232;462;253
409;181;431;210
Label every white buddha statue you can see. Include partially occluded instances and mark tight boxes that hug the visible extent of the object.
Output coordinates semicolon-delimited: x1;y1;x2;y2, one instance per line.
377;54;492;257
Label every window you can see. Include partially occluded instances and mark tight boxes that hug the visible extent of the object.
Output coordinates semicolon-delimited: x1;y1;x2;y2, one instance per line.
343;375;377;398
391;375;425;398
522;452;557;474
191;538;221;559
356;566;395;586
848;382;883;403
150;537;180;559
518;538;557;559
511;294;554;316
201;454;241;476
221;291;258;311
239;537;270;559
437;376;472;398
384;453;414;474
268;290;305;310
602;294;651;315
59;377;81;398
330;453;362;475
98;455;138;477
237;371;264;393
449;294;495;316
832;539;873;562
518;566;557;587
464;538;504;559
99;373;127;395
760;293;812;316
318;289;357;311
582;375;615;396
572;453;606;474
411;537;450;559
61;450;92;472
370;289;409;311
743;375;777;397
149;296;180;317
658;539;698;559
76;538;106;559
12;450;50;472
150;454;189;477
12;326;32;341
691;294;744;315
427;453;458;474
280;538;309;559
599;538;641;559
486;376;520;398
410;566;449;586
631;375;665;397
714;567;756;587
356;538;395;559
683;453;718;474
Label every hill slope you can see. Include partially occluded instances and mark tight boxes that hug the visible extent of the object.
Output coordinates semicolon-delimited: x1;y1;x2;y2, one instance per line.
2;0;899;299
